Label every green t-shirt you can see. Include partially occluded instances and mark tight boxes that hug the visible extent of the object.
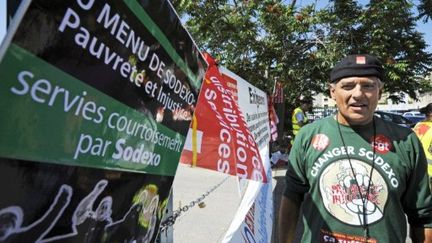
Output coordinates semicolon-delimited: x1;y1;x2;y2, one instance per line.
284;116;432;242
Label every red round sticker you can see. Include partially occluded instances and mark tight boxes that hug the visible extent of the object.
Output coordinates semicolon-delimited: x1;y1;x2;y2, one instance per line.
371;134;392;154
312;134;330;151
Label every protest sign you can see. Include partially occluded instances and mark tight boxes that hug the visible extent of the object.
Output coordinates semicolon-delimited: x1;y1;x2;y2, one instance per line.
222;151;273;243
218;68;273;243
180;54;267;182
219;67;270;150
0;0;205;242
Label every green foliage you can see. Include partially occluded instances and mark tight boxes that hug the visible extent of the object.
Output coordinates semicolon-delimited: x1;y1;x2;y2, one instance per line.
172;0;432;103
418;0;432;21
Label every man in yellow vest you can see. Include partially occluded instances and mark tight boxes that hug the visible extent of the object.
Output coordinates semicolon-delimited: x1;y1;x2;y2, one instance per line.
291;96;313;141
414;103;432;187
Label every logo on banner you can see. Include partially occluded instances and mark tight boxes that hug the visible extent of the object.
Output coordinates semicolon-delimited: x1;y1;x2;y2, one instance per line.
249;87;265;107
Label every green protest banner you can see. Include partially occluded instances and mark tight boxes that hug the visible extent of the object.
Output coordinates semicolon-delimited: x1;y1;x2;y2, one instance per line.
0;0;206;242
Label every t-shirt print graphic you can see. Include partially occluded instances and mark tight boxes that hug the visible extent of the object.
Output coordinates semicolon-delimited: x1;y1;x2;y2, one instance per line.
319;159;388;226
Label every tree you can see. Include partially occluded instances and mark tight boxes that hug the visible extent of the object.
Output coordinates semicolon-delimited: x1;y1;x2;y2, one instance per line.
326;0;432;101
171;0;432;103
418;0;432;22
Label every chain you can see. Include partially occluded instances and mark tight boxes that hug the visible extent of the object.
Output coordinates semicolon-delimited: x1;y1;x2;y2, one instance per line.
159;175;230;232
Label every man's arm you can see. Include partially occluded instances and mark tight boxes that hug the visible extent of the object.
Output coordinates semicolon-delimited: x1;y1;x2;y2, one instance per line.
411;227;432;243
278;195;301;243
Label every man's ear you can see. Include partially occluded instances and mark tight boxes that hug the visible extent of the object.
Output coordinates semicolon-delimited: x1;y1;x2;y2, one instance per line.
329;83;336;101
378;88;383;100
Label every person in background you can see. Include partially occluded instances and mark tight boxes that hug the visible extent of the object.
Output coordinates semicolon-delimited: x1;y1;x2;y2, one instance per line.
414;103;432;188
291;96;313;142
279;54;432;243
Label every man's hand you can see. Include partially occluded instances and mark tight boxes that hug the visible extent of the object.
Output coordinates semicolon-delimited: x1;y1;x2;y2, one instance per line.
278;196;301;243
411;227;432;243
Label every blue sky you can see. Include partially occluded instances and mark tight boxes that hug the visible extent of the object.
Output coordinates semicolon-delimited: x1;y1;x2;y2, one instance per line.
0;1;431;52
418;22;431;53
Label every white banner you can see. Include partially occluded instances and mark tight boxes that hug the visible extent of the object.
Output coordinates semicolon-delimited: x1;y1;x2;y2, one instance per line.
219;66;270;149
222;146;273;243
219;66;273;243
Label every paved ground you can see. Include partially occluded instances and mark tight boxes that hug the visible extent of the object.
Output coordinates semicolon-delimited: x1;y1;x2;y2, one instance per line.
171;164;243;242
270;167;288;243
170;163;286;243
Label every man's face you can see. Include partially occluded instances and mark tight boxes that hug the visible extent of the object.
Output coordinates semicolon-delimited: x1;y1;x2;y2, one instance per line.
302;102;312;112
330;76;381;125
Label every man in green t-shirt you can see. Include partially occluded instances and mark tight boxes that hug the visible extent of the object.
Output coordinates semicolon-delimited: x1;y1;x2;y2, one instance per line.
279;54;432;243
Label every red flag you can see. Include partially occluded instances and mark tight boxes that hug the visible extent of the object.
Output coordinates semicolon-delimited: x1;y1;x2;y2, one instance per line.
180;54;267;182
273;81;284;104
272;80;285;142
268;97;279;142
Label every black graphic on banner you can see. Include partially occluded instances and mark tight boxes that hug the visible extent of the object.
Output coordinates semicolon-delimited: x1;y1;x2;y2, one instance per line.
0;159;172;243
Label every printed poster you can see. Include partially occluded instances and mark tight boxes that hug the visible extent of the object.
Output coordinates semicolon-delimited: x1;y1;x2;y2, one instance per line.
218;67;273;243
180;55;267;182
219;66;270;149
222;149;273;243
0;0;206;242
